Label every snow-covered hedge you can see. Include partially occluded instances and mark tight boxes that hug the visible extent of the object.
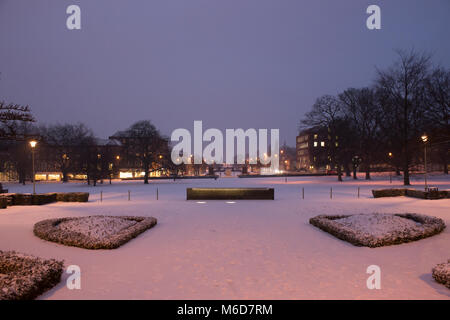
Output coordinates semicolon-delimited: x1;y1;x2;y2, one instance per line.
34;215;157;249
0;251;63;300
372;188;449;200
55;192;89;202
432;260;450;289
0;197;7;209
309;213;445;247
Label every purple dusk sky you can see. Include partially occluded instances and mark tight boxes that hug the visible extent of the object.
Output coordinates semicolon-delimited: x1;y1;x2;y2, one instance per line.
1;0;449;146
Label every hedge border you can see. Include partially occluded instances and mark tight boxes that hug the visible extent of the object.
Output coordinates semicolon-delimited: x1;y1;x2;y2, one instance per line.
33;215;157;249
309;213;446;248
0;250;64;300
432;259;450;289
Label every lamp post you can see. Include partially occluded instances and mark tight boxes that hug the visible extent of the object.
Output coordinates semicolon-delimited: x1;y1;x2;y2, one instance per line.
421;134;428;191
29;140;37;194
388;152;393;183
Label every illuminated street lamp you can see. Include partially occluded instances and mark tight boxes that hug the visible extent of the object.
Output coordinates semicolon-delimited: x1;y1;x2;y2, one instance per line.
421;134;428;191
29;140;37;194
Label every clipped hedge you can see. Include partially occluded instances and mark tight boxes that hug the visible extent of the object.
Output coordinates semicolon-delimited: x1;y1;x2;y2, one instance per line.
0;197;7;209
432;259;450;289
31;193;57;205
372;189;407;198
309;213;446;248
10;193;33;206
0;250;64;300
34;215;157;249
372;188;450;200
55;192;89;202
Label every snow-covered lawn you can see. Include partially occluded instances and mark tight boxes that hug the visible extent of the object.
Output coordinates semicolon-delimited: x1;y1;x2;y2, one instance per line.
0;173;449;299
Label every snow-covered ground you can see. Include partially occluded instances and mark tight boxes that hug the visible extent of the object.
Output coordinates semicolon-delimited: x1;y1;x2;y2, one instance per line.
0;173;449;300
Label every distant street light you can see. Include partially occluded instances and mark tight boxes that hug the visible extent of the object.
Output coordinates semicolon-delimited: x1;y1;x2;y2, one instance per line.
29;140;37;194
421;134;428;191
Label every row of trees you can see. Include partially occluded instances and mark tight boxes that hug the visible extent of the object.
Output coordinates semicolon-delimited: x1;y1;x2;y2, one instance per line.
0;119;173;185
301;49;449;185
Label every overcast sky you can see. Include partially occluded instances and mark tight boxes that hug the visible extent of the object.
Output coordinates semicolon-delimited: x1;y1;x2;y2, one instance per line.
1;0;449;146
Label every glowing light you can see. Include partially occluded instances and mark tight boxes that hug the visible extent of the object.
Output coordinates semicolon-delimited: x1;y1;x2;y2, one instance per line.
421;135;428;143
196;201;206;204
119;172;133;179
29;140;37;148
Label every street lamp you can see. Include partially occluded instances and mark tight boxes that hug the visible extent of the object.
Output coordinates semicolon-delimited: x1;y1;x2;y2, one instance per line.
421;134;428;191
29;140;37;194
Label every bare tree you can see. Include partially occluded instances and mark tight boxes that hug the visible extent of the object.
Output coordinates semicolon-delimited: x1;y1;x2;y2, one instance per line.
301;95;347;181
40;123;95;182
375;49;431;185
110;121;167;184
0;102;34;139
425;67;449;174
339;87;381;179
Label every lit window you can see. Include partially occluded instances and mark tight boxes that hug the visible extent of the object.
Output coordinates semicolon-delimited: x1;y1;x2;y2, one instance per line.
313;134;318;139
335;142;339;147
321;141;325;147
314;142;318;147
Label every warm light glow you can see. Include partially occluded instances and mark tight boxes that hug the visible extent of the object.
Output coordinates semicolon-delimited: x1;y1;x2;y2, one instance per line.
388;152;393;157
119;172;133;179
421;135;428;143
29;140;37;148
159;155;163;159
116;155;120;160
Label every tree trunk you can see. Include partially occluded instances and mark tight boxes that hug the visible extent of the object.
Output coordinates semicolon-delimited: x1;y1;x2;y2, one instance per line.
365;164;371;180
345;163;351;177
337;165;343;182
144;162;149;184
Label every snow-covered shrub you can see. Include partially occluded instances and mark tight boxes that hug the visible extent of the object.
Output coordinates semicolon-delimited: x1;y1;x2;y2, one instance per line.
0;251;63;300
432;260;450;289
34;215;157;249
55;192;89;202
309;213;445;247
372;189;407;198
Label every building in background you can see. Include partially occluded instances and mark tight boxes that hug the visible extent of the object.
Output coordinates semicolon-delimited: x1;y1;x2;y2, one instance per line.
296;126;332;172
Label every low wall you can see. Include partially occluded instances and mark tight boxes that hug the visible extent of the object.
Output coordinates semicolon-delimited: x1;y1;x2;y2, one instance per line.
187;188;274;200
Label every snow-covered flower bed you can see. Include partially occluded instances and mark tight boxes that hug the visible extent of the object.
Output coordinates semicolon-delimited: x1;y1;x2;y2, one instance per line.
432;260;450;289
34;216;157;249
0;251;63;300
310;213;445;247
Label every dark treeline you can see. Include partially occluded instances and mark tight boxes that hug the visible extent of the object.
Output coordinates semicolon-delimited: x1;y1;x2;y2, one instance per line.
300;49;449;185
0;118;173;185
